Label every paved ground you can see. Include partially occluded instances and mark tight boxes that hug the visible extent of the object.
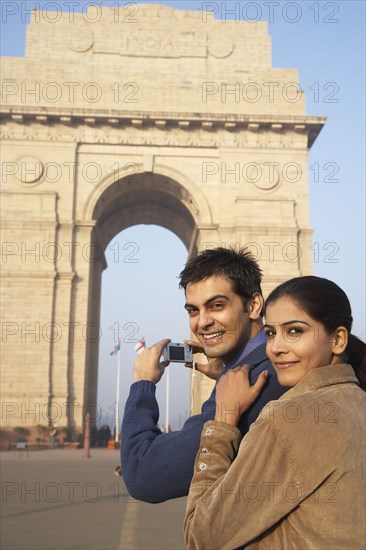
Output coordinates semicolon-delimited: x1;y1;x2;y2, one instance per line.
0;448;187;550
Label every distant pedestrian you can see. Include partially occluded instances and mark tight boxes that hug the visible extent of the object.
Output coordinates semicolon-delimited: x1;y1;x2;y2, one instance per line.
49;425;57;449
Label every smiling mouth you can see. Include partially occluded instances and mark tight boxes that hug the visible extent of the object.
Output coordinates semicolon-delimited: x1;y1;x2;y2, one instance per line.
202;332;225;341
275;361;299;369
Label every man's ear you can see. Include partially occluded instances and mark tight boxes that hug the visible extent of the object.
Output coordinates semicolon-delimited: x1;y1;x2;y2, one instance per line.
332;326;348;356
248;293;264;320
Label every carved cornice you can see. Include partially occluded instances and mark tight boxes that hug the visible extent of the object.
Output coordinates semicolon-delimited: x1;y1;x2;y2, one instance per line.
0;220;58;229
0;107;325;148
56;272;76;281
0;271;56;280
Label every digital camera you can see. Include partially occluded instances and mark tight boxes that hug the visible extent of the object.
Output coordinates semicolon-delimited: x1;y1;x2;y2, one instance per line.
163;342;193;363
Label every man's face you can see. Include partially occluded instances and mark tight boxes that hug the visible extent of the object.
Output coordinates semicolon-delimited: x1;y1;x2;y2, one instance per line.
184;275;260;364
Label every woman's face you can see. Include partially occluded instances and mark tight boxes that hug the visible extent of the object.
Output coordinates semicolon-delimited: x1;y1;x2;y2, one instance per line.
264;296;342;387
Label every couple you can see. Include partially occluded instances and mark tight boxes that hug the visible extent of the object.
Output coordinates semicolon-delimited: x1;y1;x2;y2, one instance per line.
121;247;366;549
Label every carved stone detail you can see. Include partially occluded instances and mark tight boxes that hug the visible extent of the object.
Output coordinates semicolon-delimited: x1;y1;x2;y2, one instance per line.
15;155;44;185
1;123;308;150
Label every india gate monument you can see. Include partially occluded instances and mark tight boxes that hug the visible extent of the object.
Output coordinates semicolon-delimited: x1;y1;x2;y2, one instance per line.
0;4;325;436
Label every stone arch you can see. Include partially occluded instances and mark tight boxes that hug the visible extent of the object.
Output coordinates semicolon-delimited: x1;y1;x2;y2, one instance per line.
82;164;213;233
78;170;212;420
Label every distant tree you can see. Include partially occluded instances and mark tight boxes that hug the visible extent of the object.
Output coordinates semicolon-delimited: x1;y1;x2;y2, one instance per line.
13;427;29;442
60;426;72;442
35;424;48;444
97;425;111;447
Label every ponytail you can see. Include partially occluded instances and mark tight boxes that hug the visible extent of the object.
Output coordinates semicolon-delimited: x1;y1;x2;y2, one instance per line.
347;334;366;392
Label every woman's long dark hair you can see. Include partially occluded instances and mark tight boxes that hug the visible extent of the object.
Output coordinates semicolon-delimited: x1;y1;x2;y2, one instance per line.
264;276;366;391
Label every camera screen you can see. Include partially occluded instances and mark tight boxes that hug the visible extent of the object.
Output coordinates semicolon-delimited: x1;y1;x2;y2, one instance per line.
169;346;185;361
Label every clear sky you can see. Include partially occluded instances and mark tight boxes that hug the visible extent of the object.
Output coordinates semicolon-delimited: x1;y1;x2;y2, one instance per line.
1;0;365;430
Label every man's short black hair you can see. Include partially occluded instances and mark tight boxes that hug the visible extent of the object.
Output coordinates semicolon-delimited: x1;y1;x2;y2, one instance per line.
179;247;263;305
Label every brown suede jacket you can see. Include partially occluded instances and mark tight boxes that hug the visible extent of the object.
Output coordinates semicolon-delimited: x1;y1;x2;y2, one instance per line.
184;364;366;550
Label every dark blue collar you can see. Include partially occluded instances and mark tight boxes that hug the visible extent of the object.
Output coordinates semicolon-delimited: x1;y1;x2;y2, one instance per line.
224;329;267;370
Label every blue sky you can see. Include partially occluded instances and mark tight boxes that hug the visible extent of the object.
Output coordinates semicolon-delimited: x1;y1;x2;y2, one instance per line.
2;0;365;429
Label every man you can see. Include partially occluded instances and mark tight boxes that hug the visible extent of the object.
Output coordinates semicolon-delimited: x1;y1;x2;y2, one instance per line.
121;247;286;502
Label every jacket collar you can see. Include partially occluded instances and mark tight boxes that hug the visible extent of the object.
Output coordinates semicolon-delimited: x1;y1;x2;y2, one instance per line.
278;363;359;400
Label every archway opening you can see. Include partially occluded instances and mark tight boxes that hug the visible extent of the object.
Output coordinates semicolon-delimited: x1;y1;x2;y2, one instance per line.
85;172;200;435
96;225;190;434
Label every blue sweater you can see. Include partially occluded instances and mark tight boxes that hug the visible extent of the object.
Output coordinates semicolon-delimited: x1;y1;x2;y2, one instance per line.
121;332;286;503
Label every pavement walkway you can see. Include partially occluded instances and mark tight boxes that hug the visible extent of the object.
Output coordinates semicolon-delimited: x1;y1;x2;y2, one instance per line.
0;448;187;550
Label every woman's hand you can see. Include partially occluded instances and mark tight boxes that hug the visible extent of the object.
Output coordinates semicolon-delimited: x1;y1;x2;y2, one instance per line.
215;364;268;426
183;339;224;381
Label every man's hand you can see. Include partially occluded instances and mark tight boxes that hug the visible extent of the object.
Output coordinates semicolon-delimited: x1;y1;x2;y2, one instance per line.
133;338;171;384
214;364;268;426
183;339;224;381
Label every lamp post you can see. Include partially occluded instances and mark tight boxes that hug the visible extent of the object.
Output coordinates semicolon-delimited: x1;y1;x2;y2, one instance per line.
82;413;91;458
165;366;170;433
115;344;121;443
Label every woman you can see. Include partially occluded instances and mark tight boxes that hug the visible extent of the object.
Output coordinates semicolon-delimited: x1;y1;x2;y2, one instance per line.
184;276;366;550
